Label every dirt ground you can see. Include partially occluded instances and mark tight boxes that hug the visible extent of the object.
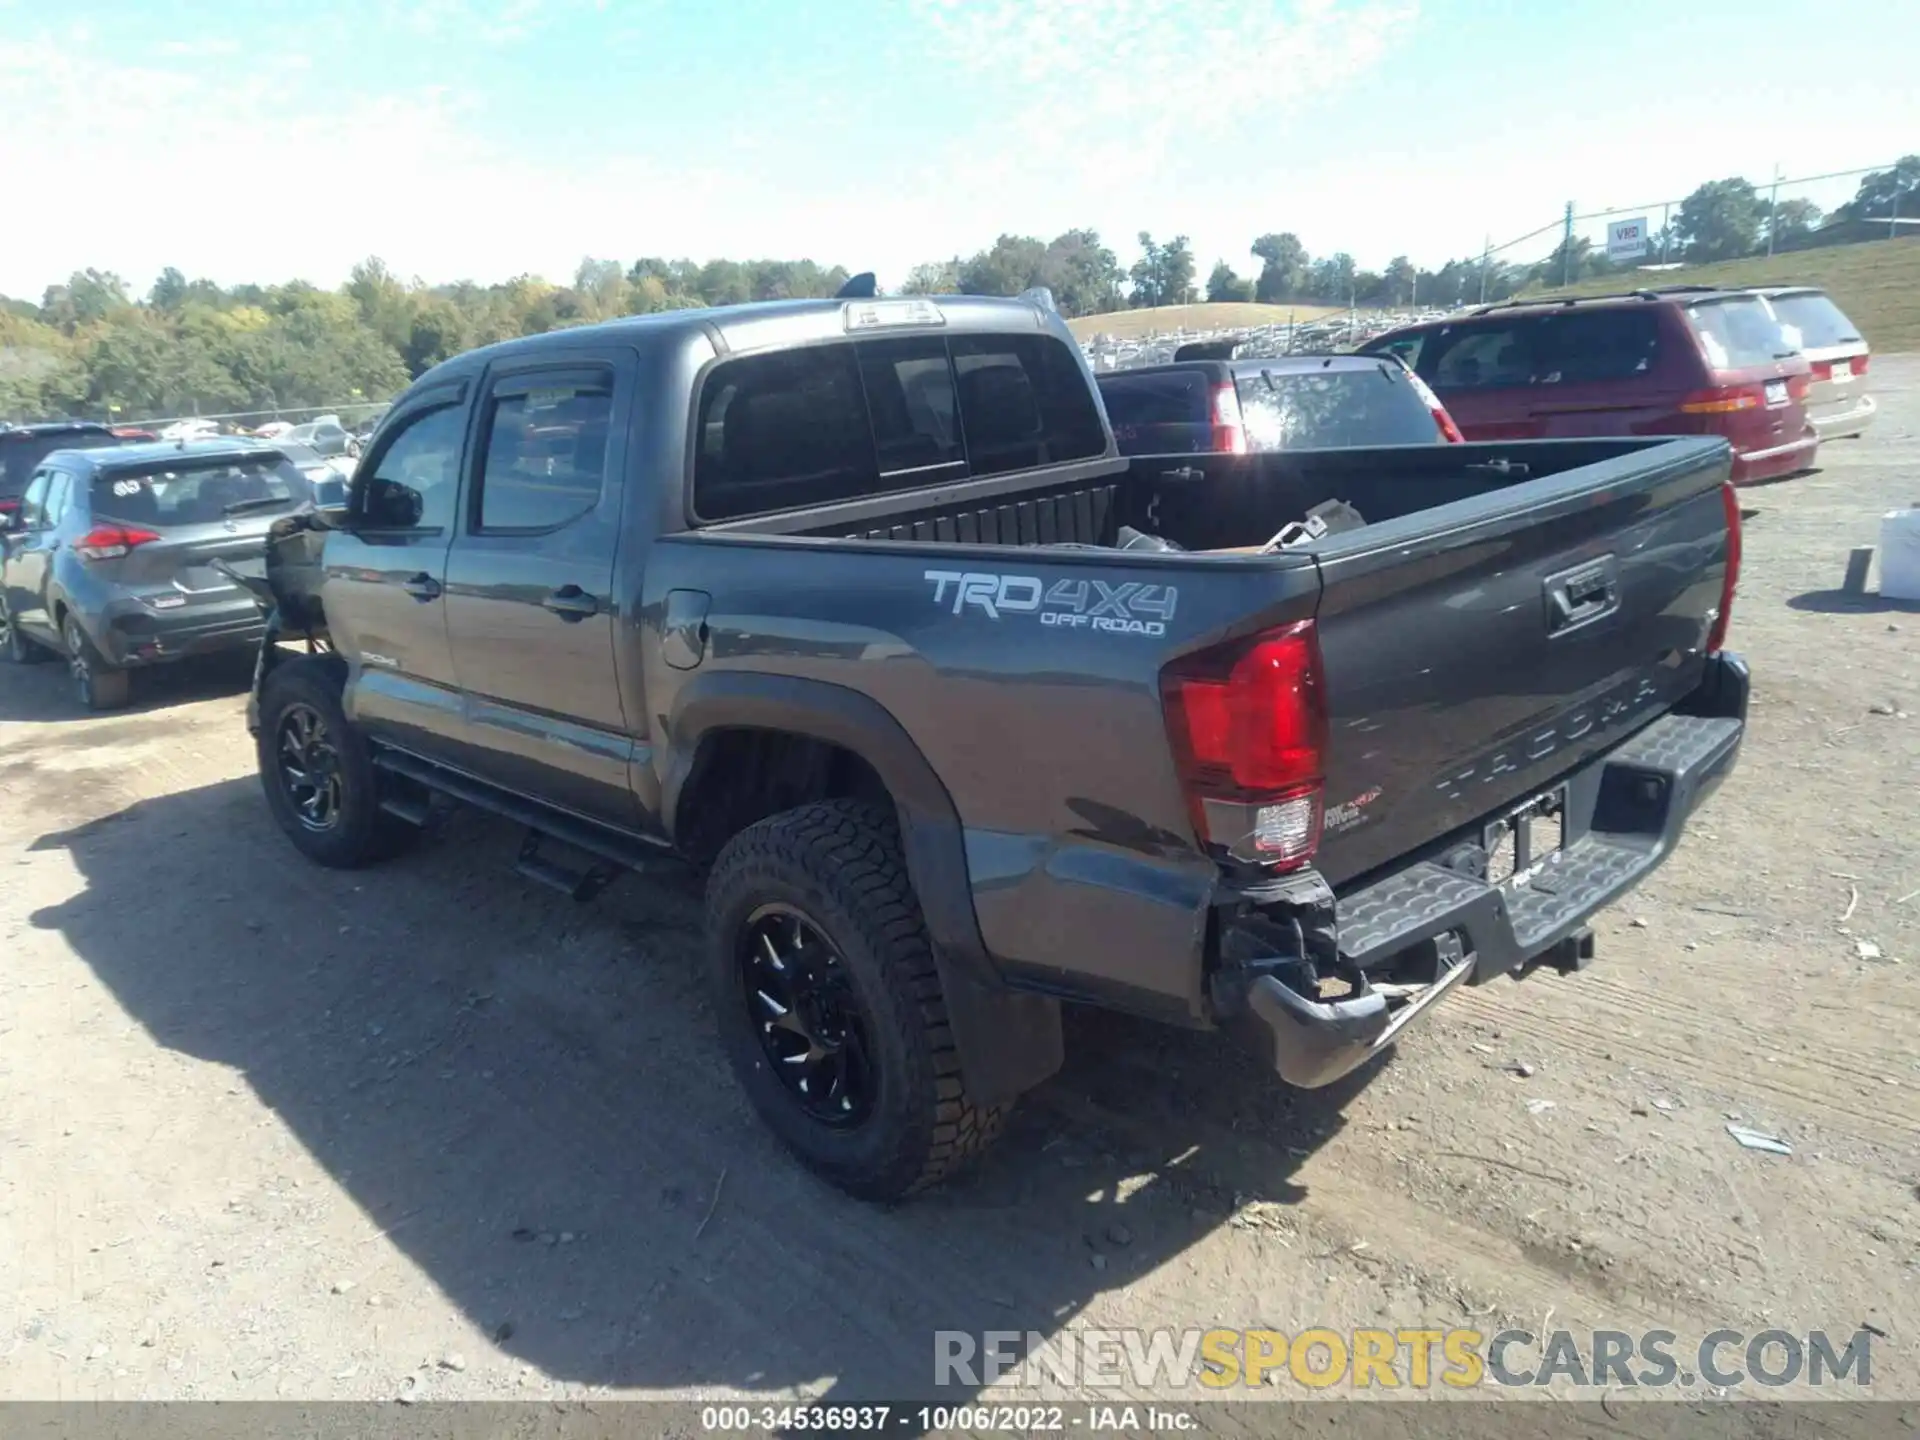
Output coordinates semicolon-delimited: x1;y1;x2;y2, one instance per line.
2;364;1916;1414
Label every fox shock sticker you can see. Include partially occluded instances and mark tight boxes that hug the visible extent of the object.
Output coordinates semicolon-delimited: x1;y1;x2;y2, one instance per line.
923;569;1177;637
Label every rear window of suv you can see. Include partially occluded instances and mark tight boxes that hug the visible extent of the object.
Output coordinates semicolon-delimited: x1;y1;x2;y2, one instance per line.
1763;291;1862;351
2;429;121;497
92;458;311;527
693;334;1106;521
1098;368;1212;447
1234;363;1442;448
1685;297;1792;372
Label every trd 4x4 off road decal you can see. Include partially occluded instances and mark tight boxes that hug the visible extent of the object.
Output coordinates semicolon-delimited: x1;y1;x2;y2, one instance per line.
924;570;1178;637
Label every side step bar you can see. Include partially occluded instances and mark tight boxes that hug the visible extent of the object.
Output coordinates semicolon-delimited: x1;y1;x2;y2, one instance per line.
371;747;682;902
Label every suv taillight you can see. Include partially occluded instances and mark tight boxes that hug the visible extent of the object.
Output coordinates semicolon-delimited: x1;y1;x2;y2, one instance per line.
1707;481;1740;654
1210;382;1248;454
75;525;161;562
1405;369;1464;442
1160;621;1328;869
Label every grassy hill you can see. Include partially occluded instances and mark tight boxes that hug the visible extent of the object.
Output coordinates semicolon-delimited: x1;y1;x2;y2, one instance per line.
1066;301;1347;340
1529;236;1920;351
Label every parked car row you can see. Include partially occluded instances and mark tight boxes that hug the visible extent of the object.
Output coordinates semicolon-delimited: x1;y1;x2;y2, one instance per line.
1087;283;1870;482
1353;284;1871;484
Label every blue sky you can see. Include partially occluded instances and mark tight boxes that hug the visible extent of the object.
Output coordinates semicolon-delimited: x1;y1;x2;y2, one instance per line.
2;0;1915;300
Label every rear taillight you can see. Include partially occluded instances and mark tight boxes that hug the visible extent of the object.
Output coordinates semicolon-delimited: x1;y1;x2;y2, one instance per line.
1210;382;1247;454
74;525;161;562
1854;354;1870;376
1160;620;1328;869
1788;374;1810;402
1679;386;1762;414
0;497;18;515
1404;370;1463;442
1707;480;1740;654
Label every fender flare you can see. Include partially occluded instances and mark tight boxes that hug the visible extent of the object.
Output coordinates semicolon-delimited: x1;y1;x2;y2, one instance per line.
660;671;1062;1106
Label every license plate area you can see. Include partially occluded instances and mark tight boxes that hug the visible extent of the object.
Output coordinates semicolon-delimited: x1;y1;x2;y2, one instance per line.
1484;787;1567;889
1764;379;1789;408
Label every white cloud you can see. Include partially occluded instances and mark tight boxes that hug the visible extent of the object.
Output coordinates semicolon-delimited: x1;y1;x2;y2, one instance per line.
157;36;241;58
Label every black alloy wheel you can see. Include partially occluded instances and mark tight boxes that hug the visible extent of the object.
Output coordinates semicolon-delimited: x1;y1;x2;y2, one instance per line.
276;701;344;831
739;902;875;1127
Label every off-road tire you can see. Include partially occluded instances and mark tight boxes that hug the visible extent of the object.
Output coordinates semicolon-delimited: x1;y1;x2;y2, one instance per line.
1;596;51;664
63;614;130;710
256;656;415;868
705;800;1007;1201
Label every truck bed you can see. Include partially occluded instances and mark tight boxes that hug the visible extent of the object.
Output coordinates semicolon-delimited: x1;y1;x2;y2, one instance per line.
650;433;1735;1021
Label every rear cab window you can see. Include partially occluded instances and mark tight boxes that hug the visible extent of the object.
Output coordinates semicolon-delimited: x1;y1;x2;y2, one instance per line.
1684;297;1792;373
1233;362;1443;448
693;333;1106;522
92;456;312;528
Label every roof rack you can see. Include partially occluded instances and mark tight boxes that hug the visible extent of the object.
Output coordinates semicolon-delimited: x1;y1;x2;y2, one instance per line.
1468;282;1739;317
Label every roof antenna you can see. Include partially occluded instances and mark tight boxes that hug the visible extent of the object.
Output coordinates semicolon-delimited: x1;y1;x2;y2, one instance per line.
836;272;878;299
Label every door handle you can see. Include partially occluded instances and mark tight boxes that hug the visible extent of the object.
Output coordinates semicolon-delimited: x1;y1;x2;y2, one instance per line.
542;585;600;621
1543;557;1619;636
403;573;442;602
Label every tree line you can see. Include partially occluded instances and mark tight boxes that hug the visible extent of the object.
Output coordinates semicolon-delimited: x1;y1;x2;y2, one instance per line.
3;157;1913;425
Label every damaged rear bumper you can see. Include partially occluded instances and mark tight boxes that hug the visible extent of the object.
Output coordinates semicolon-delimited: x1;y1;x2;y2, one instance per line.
1219;653;1749;1089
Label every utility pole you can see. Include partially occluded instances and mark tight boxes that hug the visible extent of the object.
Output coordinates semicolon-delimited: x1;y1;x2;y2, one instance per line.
1767;164;1783;256
1660;202;1671;263
1560;201;1575;286
1479;236;1492;304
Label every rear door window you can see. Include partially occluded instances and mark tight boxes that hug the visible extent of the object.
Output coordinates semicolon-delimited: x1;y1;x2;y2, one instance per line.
474;373;614;532
1763;292;1861;350
1425;323;1541;391
1685;297;1791;372
1234;363;1443;449
693;333;1106;521
18;472;51;527
1533;309;1661;385
92;459;311;527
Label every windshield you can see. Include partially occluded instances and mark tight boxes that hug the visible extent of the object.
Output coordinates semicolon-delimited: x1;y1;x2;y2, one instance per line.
1234;363;1443;449
92;457;312;527
1765;292;1863;351
1685;297;1792;372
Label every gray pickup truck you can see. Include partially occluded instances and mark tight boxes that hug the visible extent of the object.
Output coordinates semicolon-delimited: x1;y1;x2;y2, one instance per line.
239;290;1748;1200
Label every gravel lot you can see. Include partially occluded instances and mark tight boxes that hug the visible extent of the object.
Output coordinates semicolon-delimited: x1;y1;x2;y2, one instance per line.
2;364;1916;1412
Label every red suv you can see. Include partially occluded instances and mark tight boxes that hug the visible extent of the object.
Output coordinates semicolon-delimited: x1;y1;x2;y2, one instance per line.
1359;288;1816;483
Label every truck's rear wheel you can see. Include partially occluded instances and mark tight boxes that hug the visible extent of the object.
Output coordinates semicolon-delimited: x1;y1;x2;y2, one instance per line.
704;800;1006;1201
256;657;415;868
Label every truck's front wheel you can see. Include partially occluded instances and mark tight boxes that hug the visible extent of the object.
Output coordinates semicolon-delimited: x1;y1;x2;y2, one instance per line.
705;800;1006;1201
256;657;415;868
